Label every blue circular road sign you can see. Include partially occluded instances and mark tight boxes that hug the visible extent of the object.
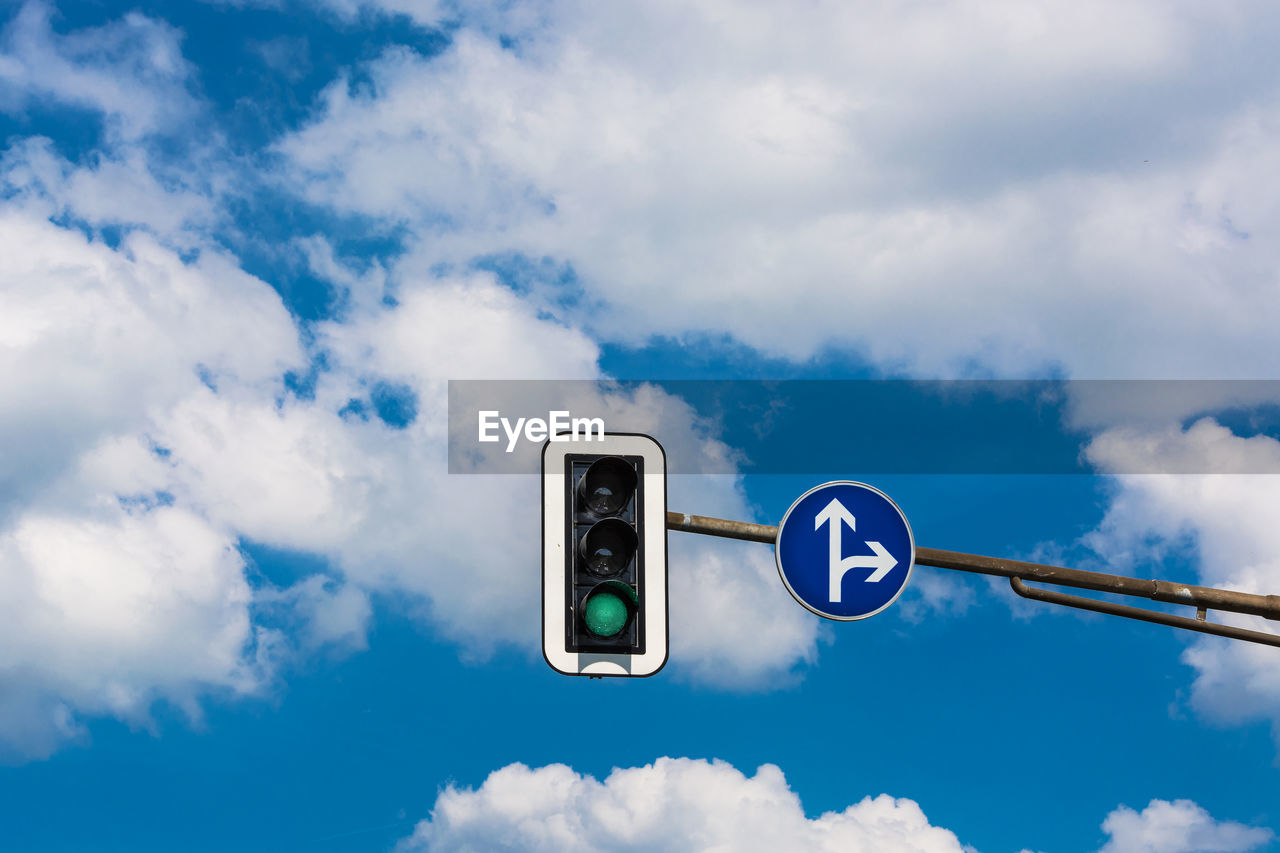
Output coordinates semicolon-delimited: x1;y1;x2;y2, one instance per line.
775;481;915;621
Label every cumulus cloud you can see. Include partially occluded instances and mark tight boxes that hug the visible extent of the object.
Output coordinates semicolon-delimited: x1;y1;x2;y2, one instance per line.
279;0;1280;377
0;197;822;757
0;206;302;516
1083;420;1280;732
1100;798;1272;853
662;476;826;685
203;267;818;680
397;757;1275;853
257;574;373;654
1;137;217;242
270;0;1280;741
9;0;1280;761
194;271;818;679
896;569;976;625
397;757;967;853
0;1;198;141
0;196;303;756
0;24;822;756
0;502;277;761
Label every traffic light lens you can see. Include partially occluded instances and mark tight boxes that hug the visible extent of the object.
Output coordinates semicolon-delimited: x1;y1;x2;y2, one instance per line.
581;580;638;640
587;486;619;514
579;518;638;577
578;457;637;516
584;591;628;638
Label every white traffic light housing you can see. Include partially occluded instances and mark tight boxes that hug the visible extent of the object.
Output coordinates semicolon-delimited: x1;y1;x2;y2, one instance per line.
542;432;667;677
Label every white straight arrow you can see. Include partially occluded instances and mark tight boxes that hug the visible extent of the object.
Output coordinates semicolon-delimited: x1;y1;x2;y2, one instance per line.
814;498;899;602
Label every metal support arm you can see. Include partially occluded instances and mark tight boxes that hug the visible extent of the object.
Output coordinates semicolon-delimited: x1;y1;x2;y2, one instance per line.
666;511;1280;647
1008;577;1280;648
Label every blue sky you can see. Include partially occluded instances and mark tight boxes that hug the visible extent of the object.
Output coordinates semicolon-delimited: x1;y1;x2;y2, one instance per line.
4;2;1280;851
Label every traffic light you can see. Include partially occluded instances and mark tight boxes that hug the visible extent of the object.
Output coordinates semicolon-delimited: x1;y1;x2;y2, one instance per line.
542;432;667;677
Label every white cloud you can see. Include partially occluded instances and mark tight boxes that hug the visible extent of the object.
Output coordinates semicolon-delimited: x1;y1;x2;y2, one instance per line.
0;197;305;757
0;161;821;758
1100;798;1272;853
300;0;549;36
664;489;826;686
397;757;967;853
1;137;217;242
398;757;1275;853
266;0;1280;741
279;1;1280;378
0;2;198;141
896;569;976;625
13;0;1280;761
1083;420;1280;730
258;574;373;654
164;272;821;681
0;503;275;761
232;269;820;682
0;206;302;515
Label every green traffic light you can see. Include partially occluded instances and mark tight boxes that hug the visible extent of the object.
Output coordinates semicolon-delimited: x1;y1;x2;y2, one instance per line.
584;591;628;637
582;580;638;639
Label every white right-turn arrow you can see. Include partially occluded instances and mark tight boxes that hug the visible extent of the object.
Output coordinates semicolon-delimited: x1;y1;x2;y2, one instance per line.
847;540;897;584
814;498;899;601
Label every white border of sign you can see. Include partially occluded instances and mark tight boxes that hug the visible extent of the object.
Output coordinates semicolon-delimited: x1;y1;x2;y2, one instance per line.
775;480;916;621
542;432;668;677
